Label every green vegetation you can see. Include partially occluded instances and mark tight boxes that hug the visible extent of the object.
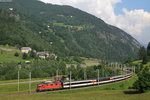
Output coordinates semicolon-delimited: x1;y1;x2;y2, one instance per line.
138;46;148;64
0;77;52;84
0;74;136;94
137;42;150;64
83;58;99;66
1;75;150;100
0;49;24;63
0;45;35;63
0;58;122;81
0;90;150;100
147;42;150;57
126;43;150;93
133;66;150;93
0;45;17;49
0;0;141;62
0;82;37;94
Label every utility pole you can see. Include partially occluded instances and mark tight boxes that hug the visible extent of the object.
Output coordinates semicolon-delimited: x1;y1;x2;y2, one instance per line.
84;69;87;80
115;62;117;75
97;69;99;85
18;70;20;92
120;64;123;75
25;61;31;94
29;72;31;94
18;63;21;93
56;69;58;76
102;67;105;77
70;71;71;90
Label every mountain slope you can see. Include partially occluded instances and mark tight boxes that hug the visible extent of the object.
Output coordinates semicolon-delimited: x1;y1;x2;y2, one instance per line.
0;0;141;61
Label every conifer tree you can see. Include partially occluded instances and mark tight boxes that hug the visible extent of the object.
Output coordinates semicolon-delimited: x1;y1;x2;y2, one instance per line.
147;42;150;56
133;66;150;93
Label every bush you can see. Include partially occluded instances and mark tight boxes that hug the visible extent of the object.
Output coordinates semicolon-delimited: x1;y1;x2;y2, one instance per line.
133;66;150;93
22;53;28;59
14;52;19;57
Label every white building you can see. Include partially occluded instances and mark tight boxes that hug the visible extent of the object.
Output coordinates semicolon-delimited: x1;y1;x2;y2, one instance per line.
21;47;32;53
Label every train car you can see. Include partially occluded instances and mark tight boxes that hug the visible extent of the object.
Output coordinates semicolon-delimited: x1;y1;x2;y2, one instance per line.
97;77;111;81
63;77;113;88
63;80;96;88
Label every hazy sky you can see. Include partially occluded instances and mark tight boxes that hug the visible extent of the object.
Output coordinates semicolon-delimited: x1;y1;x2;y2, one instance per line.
40;0;150;44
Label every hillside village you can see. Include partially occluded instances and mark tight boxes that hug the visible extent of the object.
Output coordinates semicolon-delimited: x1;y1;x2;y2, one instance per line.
21;47;57;59
0;46;57;60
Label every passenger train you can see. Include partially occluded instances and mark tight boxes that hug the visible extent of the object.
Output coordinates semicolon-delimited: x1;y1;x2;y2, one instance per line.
36;72;133;92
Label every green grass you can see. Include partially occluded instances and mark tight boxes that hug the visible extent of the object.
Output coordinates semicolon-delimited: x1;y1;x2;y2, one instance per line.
0;45;23;63
132;60;150;66
145;62;150;66
0;45;32;63
0;77;54;94
132;60;142;64
0;82;37;94
83;58;99;66
0;75;149;100
0;50;25;63
0;74;137;94
0;77;53;84
53;22;83;31
0;45;18;49
0;89;149;100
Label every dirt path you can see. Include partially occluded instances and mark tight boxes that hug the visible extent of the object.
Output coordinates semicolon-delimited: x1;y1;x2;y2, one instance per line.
0;47;18;51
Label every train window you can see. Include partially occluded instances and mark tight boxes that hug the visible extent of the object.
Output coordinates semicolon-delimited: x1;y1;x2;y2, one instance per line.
56;83;58;85
50;84;53;86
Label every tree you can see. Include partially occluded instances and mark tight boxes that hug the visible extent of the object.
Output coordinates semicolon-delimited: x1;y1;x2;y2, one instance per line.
138;46;147;64
147;42;150;56
138;46;146;59
142;54;148;64
29;50;36;58
14;52;19;57
133;66;150;93
125;57;132;64
22;53;28;59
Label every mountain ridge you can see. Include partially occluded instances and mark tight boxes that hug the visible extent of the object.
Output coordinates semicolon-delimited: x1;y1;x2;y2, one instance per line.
0;0;141;62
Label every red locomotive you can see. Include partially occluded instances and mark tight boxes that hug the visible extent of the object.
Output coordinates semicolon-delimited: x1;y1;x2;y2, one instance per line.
36;75;64;92
36;81;63;92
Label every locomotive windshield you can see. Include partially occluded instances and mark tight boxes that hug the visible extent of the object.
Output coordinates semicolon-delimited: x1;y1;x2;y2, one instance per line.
37;84;42;87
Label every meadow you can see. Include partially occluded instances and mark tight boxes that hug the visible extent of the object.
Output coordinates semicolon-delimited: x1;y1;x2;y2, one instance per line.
0;45;25;63
0;82;149;100
0;77;150;100
83;58;99;66
0;90;149;100
1;74;149;100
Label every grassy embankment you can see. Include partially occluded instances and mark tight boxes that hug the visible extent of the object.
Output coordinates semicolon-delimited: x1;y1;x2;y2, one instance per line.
0;76;55;94
0;74;150;100
83;58;99;66
0;45;25;63
132;60;150;66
